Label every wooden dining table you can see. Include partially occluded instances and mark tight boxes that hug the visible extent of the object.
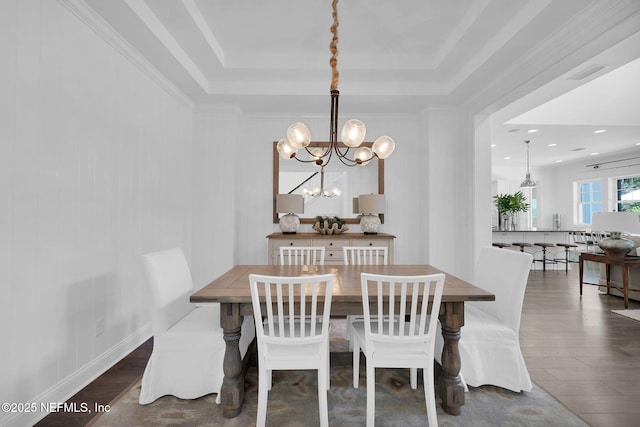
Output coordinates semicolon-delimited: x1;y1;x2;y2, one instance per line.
191;264;494;418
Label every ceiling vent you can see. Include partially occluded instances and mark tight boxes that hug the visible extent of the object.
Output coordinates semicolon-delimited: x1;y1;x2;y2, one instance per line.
567;64;609;81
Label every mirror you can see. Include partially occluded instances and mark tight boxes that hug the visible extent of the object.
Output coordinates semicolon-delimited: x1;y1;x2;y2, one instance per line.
273;141;385;224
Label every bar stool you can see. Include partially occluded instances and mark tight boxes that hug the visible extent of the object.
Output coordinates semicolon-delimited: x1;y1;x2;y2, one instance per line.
555;243;578;272
492;243;511;249
512;242;532;252
533;243;556;271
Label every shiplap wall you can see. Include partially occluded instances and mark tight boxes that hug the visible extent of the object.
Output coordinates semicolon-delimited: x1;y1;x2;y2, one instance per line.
0;2;193;425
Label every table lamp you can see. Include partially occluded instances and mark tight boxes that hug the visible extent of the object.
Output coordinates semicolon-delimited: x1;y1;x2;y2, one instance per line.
357;194;385;234
276;194;304;234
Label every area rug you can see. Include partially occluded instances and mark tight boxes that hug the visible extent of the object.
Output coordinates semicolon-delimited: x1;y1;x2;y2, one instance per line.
89;365;588;427
612;309;640;322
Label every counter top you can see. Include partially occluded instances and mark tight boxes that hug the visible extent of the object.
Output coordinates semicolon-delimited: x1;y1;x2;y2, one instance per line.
492;229;576;233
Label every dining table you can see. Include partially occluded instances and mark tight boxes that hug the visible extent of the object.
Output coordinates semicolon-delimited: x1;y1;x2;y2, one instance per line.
190;264;494;418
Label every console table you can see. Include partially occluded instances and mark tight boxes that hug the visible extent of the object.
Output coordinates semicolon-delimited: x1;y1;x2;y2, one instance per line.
266;232;395;265
579;252;640;308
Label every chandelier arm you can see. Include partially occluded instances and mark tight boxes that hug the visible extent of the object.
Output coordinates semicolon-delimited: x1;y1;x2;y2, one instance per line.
292;155;325;164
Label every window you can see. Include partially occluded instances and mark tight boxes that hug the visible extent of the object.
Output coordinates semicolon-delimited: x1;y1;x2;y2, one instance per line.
616;176;640;214
577;180;602;224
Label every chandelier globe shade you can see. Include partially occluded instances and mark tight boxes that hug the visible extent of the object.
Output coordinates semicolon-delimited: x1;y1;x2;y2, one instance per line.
341;119;366;147
286;123;311;149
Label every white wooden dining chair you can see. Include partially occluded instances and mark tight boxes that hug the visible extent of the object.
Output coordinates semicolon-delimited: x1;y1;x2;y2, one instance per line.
343;246;388;350
279;246;325;265
352;272;445;427
249;273;334;427
343;246;388;265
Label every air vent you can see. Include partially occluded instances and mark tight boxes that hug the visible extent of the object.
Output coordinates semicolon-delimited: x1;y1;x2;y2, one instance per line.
572;148;585;152
567;65;609;81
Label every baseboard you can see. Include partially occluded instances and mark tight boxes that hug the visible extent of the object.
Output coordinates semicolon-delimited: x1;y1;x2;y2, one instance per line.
1;325;152;427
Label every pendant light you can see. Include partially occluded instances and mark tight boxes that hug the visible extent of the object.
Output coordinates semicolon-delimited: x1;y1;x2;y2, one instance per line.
520;140;536;188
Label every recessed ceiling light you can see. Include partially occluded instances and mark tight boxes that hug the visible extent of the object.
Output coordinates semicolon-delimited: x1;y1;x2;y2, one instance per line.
594;129;607;134
504;156;511;160
636;142;640;146
527;129;538;133
491;144;496;148
555;160;563;163
548;143;557;147
590;152;599;155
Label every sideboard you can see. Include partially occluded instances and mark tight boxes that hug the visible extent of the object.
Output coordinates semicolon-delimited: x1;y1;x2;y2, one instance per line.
266;233;396;265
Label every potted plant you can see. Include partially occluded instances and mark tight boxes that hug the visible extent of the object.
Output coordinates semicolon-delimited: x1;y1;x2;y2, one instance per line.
493;191;530;231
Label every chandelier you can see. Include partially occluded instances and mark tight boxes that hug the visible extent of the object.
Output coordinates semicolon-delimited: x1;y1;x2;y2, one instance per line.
276;0;395;167
303;166;341;198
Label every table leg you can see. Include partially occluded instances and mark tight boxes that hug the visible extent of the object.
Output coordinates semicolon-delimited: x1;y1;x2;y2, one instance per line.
579;257;584;295
438;301;465;415
219;302;244;418
622;265;629;309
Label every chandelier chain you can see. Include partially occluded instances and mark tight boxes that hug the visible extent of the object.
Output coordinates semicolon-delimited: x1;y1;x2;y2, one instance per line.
330;0;339;91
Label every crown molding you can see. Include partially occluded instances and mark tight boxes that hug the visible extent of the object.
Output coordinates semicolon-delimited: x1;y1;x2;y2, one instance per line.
57;0;194;110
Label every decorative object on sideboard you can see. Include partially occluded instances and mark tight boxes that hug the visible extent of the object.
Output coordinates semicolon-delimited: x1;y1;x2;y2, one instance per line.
313;216;348;234
591;212;640;257
276;194;304;234
356;194;385;234
520;140;536;188
275;0;395;168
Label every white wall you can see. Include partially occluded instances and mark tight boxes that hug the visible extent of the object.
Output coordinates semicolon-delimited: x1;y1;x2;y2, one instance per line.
540;150;640;229
230;113;432;266
188;107;478;281
0;2;193;425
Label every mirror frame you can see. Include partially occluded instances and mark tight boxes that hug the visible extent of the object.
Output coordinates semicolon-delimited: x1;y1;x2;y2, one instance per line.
273;141;385;224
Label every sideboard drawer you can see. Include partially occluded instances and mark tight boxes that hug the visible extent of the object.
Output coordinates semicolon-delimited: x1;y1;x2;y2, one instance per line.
325;249;344;263
273;239;313;248
267;233;395;265
350;239;387;247
314;239;348;249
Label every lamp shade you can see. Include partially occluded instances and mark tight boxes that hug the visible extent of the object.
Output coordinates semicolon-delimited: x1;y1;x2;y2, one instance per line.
352;197;360;214
591;212;640;234
358;194;385;214
276;194;304;214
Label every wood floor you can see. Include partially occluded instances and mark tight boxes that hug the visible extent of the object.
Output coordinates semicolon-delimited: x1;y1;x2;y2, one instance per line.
521;265;640;427
36;265;640;427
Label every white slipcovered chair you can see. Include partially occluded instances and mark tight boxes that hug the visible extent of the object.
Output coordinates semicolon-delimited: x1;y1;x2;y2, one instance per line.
352;273;445;427
249;273;334;427
435;246;533;392
139;247;255;404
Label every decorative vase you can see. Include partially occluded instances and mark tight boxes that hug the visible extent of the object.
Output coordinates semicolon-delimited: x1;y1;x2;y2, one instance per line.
279;213;300;234
597;231;635;257
360;214;381;234
509;213;517;231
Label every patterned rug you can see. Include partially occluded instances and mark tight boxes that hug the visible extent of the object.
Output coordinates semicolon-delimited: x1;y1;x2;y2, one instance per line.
612;309;640;322
89;364;588;427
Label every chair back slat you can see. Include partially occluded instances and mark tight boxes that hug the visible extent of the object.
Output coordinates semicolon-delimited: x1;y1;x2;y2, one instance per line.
343;246;388;265
280;246;325;265
361;273;445;347
250;274;334;342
